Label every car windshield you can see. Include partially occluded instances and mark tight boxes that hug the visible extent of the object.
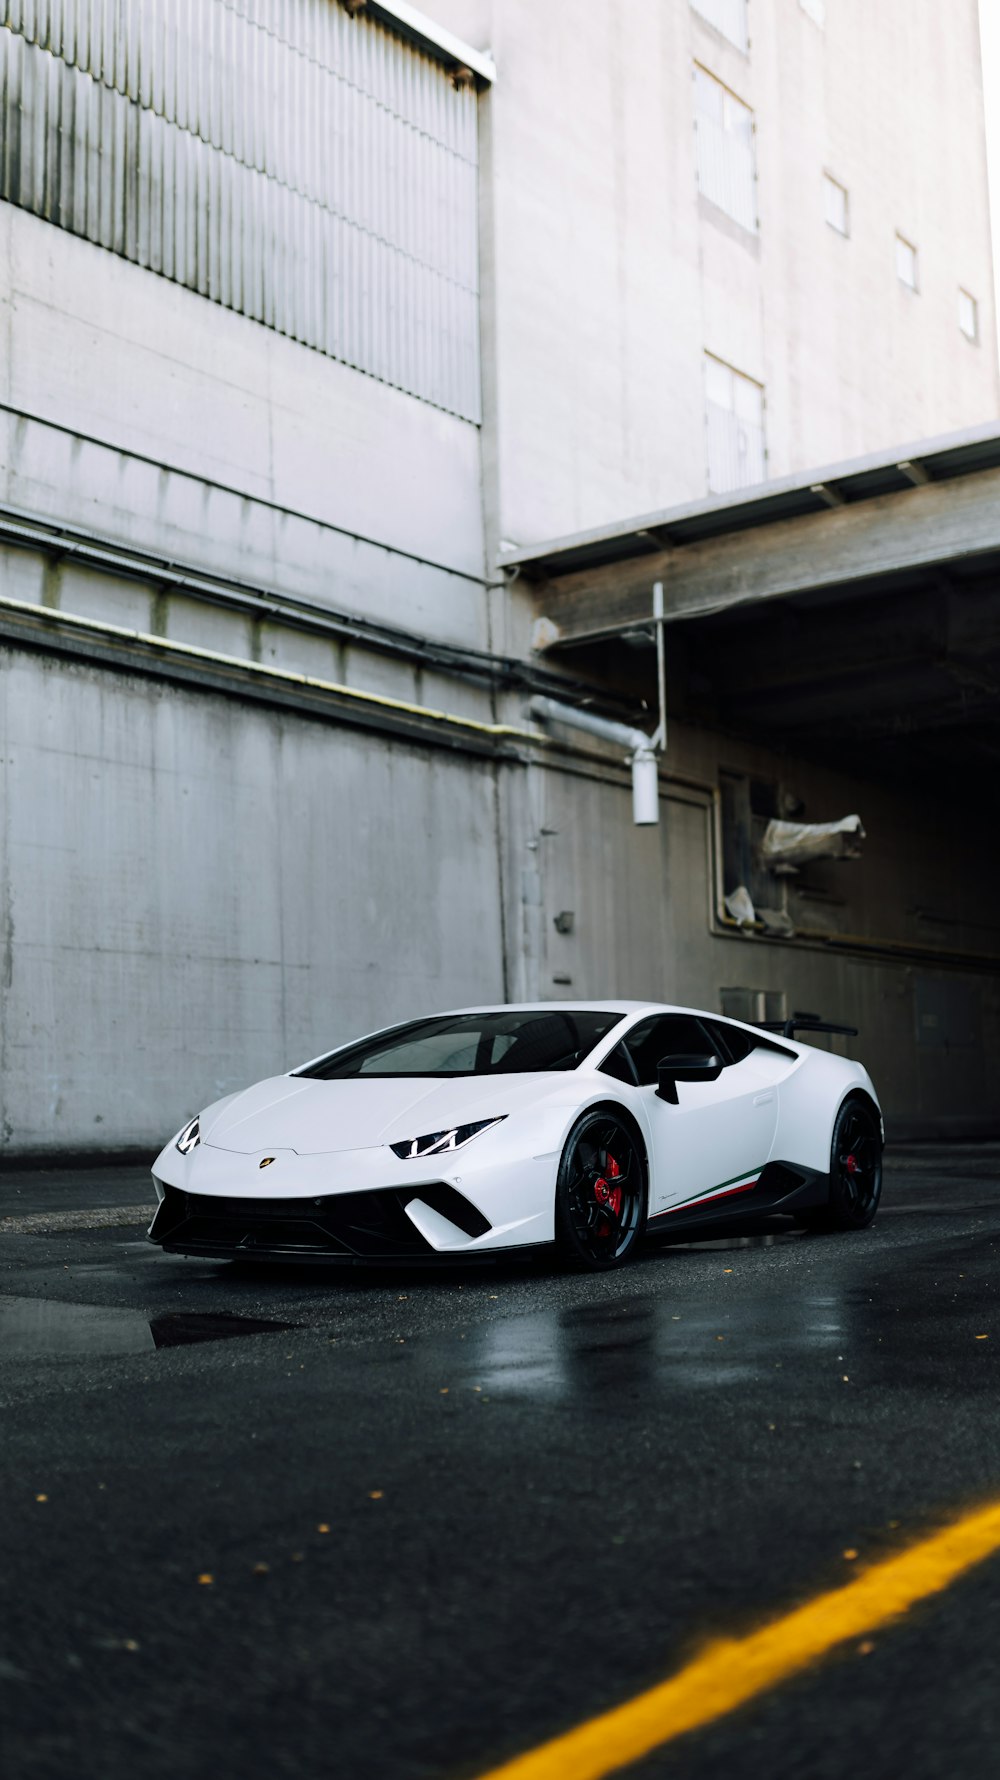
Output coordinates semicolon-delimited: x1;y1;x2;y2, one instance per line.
295;1010;626;1079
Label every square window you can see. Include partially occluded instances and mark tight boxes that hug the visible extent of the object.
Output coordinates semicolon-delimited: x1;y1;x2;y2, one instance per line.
823;173;848;236
694;65;757;233
896;234;918;290
704;353;765;493
691;0;749;55
704;353;733;409
732;371;763;424
959;289;979;342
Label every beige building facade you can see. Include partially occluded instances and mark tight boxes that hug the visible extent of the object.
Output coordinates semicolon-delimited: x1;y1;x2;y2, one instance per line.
427;0;1000;565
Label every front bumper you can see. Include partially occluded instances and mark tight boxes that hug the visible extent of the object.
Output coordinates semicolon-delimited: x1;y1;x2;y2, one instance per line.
150;1131;557;1262
148;1178;503;1263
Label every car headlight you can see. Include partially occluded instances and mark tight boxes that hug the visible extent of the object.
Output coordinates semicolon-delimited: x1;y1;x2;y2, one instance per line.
175;1116;201;1156
389;1116;506;1160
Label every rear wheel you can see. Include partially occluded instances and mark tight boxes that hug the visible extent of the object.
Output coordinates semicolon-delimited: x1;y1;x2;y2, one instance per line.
555;1110;647;1270
805;1097;883;1231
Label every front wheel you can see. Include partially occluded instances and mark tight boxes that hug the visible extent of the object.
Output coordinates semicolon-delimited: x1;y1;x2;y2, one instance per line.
555;1110;647;1270
804;1097;883;1232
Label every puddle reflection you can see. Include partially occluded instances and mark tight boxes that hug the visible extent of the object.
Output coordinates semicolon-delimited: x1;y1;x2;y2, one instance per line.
662;1229;805;1254
467;1283;856;1402
149;1311;296;1348
0;1298;155;1356
0;1297;296;1357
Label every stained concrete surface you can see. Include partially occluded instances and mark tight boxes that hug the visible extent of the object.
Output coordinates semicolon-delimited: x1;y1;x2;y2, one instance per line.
0;1148;998;1778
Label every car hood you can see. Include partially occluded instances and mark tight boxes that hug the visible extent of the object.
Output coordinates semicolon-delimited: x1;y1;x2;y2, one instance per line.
201;1072;571;1155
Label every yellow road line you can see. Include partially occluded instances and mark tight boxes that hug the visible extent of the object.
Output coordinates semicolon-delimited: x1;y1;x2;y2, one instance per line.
475;1498;1000;1780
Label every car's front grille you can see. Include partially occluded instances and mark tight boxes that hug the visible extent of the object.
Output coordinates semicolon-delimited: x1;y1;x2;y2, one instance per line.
149;1181;490;1260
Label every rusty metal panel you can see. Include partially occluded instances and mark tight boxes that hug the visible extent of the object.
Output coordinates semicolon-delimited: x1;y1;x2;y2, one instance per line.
0;0;481;420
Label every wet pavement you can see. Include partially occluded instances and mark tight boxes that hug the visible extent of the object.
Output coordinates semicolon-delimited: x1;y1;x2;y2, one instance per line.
1;1147;999;1777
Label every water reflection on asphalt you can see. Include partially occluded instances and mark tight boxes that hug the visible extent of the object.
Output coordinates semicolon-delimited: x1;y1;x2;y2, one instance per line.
467;1278;856;1403
0;1297;296;1356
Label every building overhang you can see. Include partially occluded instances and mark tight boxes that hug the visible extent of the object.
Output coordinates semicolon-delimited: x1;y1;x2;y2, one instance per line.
509;421;1000;800
498;423;1000;605
361;1;496;84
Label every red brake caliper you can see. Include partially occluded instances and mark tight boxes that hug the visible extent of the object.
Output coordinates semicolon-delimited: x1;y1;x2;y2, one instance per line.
845;1154;858;1175
593;1154;623;1233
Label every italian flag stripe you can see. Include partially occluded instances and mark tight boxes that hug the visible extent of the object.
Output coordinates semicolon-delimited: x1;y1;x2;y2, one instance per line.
656;1168;765;1217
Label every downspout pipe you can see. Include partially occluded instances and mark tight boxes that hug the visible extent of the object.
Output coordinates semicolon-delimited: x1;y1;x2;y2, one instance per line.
529;696;660;825
529;695;654;756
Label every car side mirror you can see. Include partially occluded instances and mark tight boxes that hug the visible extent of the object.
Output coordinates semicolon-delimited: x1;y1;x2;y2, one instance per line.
655;1052;723;1104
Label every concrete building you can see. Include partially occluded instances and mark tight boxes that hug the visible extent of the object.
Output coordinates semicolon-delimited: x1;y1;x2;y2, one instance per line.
0;0;997;1156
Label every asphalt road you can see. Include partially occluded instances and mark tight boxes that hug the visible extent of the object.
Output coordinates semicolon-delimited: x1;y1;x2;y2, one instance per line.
1;1147;999;1780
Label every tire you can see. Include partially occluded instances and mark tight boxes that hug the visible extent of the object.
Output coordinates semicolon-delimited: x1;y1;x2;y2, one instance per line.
555;1108;647;1270
805;1096;883;1232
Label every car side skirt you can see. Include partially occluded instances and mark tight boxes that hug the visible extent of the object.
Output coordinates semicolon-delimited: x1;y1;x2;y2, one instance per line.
645;1159;829;1237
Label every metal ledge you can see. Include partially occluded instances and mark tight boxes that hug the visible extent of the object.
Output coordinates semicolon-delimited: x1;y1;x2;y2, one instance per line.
364;2;496;83
501;419;1000;581
0;598;531;761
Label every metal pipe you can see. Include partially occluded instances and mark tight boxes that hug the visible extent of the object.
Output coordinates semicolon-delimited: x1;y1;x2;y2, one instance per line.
528;695;654;757
530;695;661;825
0;497;637;709
652;579;667;751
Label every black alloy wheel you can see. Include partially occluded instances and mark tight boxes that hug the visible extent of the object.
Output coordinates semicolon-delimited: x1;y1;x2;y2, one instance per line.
807;1096;883;1231
555;1110;647;1270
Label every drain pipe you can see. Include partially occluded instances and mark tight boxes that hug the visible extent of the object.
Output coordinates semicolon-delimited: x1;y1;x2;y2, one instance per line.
529;704;660;827
529;583;666;825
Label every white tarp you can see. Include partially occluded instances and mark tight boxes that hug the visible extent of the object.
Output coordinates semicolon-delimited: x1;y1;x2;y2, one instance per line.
760;814;865;868
723;886;796;937
724;886;756;929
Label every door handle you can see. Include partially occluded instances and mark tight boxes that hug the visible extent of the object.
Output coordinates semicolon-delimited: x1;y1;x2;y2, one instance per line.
753;1092;775;1106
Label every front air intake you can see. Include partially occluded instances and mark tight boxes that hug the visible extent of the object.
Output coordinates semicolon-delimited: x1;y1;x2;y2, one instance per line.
149;1182;491;1259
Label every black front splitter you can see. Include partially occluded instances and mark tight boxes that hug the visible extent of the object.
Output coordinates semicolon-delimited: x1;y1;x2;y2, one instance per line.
149;1235;504;1268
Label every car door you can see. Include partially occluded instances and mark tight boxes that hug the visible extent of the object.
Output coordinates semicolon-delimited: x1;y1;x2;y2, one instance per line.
618;1014;780;1215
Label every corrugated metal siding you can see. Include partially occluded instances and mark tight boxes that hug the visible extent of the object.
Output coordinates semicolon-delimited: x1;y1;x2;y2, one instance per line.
0;1;481;420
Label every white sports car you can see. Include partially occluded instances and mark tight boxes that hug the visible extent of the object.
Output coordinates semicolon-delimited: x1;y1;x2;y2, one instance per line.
148;1002;883;1270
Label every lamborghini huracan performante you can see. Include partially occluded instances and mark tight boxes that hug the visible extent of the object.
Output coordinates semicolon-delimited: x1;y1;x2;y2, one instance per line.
148;1003;883;1271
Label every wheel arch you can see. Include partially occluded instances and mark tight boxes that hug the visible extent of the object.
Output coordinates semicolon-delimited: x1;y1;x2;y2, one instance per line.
801;1084;884;1232
834;1086;884;1147
563;1099;650;1189
554;1099;651;1268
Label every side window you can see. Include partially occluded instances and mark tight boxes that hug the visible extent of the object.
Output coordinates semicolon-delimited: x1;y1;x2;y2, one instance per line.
624;1015;714;1087
598;1043;639;1086
704;1018;754;1064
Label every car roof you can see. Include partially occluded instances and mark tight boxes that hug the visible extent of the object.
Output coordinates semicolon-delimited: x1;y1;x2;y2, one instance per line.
432;1001;722;1019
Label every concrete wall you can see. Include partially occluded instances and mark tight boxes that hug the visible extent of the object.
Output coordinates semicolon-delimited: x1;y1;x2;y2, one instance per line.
515;721;1000;1141
3;571;997;1154
3;621;994;1155
0;644;507;1155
